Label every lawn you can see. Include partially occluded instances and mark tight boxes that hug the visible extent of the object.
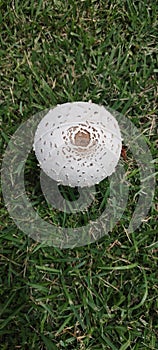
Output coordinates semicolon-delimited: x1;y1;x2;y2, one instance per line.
0;0;158;349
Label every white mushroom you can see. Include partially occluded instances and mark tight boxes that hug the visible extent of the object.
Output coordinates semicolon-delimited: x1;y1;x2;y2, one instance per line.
33;102;122;187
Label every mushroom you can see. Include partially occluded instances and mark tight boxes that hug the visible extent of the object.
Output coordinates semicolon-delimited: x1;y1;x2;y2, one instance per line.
33;102;122;187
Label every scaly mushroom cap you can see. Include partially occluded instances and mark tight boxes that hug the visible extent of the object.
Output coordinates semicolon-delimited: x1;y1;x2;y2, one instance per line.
33;102;122;187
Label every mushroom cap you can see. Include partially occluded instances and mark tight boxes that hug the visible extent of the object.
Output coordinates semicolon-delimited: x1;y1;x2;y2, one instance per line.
33;102;122;187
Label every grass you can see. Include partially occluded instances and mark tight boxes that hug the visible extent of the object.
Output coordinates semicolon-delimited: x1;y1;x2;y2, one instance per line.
0;0;158;349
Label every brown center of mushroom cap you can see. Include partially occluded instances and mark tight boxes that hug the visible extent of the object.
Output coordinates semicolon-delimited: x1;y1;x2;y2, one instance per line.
74;130;90;147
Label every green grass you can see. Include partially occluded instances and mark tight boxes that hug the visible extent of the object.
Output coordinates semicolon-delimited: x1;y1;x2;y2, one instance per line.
0;0;158;349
